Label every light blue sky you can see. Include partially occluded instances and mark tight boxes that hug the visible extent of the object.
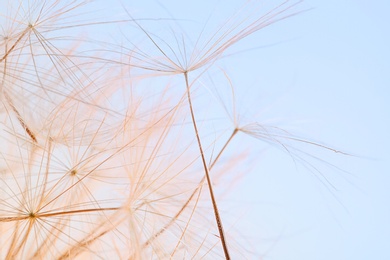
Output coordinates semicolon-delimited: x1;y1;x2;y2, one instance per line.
112;0;390;259
230;1;390;259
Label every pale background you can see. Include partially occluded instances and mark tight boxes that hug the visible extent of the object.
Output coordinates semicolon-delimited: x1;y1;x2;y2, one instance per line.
94;0;390;259
0;0;388;259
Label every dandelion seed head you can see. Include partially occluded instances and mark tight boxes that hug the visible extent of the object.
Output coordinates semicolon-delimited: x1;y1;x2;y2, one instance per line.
0;0;348;259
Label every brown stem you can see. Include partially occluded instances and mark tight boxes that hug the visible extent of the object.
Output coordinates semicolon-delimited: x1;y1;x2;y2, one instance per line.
2;35;37;144
141;129;238;256
183;72;230;259
0;28;29;63
0;207;120;222
7;218;35;259
3;92;37;143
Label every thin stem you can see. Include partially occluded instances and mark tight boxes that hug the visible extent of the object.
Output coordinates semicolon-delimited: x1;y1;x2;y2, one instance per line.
2;35;37;144
142;129;238;251
7;218;35;259
3;91;37;143
210;128;238;169
0;207;120;222
0;27;30;63
183;72;230;259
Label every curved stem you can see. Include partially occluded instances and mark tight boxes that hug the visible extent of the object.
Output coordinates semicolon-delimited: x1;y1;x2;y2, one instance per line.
183;72;230;259
142;128;238;251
